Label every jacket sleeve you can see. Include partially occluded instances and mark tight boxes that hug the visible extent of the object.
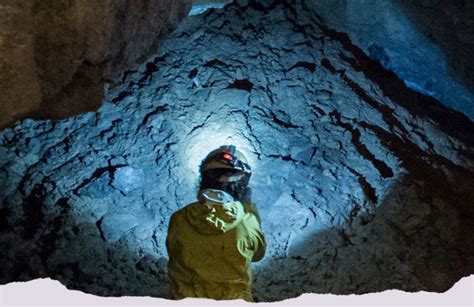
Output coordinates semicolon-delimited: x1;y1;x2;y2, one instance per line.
166;212;177;259
241;203;266;262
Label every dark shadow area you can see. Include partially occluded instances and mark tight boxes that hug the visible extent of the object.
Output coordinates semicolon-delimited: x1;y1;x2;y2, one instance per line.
227;79;254;92
0;196;170;298
25;61;106;121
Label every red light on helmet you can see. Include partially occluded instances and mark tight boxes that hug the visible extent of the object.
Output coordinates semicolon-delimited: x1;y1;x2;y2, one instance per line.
223;153;233;160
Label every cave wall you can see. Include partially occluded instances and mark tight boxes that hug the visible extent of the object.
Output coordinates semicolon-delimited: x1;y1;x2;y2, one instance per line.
304;0;474;121
394;0;474;90
1;0;473;301
0;0;192;129
2;0;472;129
190;0;232;15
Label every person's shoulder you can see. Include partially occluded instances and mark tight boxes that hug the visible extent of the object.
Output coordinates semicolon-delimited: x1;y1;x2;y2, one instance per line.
170;202;199;220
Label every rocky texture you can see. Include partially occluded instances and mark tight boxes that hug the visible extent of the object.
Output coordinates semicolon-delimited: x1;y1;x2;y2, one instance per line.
0;0;192;129
1;0;474;302
305;0;474;121
395;0;474;90
190;0;232;15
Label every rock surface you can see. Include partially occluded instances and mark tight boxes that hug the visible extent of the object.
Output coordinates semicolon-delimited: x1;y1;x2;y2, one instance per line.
306;0;474;120
395;0;474;90
1;0;474;302
0;0;192;129
190;0;232;15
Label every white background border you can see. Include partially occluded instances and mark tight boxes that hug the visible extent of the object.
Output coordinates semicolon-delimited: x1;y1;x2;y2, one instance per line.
0;276;472;307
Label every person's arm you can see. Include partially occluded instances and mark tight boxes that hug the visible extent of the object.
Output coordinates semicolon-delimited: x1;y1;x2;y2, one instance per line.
166;213;177;260
241;187;266;262
244;213;266;262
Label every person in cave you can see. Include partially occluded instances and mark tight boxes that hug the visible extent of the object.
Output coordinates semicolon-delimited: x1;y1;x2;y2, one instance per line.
166;145;266;301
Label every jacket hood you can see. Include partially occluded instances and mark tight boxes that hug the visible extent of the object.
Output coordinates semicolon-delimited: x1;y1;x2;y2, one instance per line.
185;189;246;235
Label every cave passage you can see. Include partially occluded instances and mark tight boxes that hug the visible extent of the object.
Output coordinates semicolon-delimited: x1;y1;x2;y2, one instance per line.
1;0;474;302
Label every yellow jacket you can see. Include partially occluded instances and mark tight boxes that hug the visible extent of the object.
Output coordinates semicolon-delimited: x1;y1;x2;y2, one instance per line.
166;189;266;301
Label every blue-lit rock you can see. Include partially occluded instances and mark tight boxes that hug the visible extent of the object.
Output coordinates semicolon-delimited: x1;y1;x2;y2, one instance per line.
112;167;146;195
1;0;474;302
305;0;474;120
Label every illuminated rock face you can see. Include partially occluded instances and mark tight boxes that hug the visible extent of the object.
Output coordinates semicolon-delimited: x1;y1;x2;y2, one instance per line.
0;0;192;129
1;0;474;301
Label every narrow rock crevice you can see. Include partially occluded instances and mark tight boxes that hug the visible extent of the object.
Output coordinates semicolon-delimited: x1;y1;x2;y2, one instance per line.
227;79;254;92
73;163;127;196
331;110;394;179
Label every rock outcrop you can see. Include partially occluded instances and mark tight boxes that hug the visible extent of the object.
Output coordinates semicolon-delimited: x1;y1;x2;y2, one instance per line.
0;0;473;301
395;0;474;90
190;0;232;15
0;0;192;129
305;0;474;121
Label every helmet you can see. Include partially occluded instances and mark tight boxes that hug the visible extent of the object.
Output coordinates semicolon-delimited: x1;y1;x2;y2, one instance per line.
200;145;251;183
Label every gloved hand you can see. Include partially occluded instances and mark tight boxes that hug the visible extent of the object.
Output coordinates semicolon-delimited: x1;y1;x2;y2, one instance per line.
206;201;245;232
219;202;240;223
